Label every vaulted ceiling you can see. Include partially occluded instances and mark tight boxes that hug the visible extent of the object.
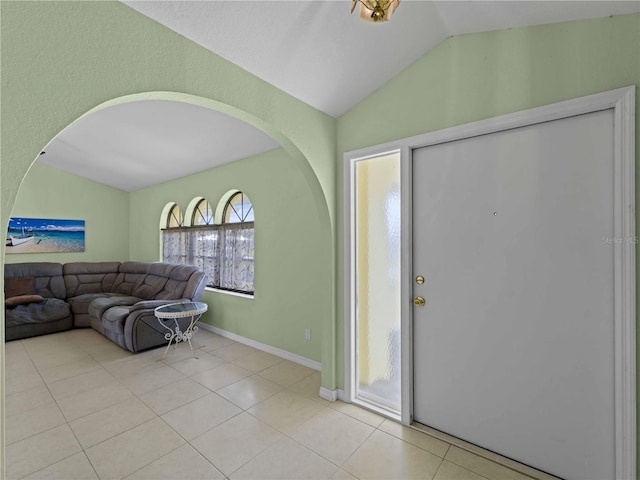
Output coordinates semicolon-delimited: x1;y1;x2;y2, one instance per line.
124;0;640;118
40;1;640;191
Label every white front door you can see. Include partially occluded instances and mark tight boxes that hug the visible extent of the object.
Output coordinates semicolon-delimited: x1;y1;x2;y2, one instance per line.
412;110;616;479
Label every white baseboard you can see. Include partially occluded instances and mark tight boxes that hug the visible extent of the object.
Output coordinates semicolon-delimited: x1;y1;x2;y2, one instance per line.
319;387;338;402
198;323;321;371
319;388;347;402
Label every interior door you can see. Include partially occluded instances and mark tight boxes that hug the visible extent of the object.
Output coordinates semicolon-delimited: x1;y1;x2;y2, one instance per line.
412;110;615;480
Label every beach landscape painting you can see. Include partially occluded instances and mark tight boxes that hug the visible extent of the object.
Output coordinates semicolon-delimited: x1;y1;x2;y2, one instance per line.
6;217;85;253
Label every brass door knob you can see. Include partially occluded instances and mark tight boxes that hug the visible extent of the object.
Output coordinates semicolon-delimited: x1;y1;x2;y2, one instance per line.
414;296;425;307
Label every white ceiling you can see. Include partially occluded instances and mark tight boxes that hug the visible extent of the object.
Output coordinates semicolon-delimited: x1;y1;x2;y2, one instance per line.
40;1;640;191
39;101;279;192
124;0;640;118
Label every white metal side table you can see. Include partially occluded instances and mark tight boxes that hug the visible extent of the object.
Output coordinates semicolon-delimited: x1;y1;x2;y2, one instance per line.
154;301;208;359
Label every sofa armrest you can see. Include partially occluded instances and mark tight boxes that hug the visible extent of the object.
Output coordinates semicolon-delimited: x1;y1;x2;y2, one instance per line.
129;299;189;313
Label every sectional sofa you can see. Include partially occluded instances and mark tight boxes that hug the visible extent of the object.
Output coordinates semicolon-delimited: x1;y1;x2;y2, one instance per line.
4;261;206;352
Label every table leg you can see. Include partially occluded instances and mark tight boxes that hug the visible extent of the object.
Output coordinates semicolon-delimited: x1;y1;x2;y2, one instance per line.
160;330;176;360
156;312;204;360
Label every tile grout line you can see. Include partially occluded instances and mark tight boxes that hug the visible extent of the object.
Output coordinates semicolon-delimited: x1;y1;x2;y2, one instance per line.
118;337;233;479
11;340;100;480
186;369;324;478
194;412;279;479
107;337;237;477
329;416;379;478
411;424;548;480
106;336;314;478
15;336;335;479
17;338;172;477
160;412;244;479
10;332;530;480
429;456;447;480
260;404;351;474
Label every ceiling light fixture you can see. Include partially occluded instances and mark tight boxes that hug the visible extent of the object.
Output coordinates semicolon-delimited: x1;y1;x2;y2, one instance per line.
350;0;400;23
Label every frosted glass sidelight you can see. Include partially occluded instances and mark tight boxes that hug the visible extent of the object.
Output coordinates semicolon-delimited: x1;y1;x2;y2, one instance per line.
354;152;401;414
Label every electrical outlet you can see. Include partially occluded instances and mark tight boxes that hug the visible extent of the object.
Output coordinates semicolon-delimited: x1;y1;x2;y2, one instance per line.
305;328;311;341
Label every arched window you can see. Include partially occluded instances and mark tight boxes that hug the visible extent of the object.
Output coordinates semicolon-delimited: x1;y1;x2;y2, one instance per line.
223;192;254;223
183;198;217;282
159;193;254;296
219;192;254;294
167;204;183;228
161;203;187;264
192;199;214;225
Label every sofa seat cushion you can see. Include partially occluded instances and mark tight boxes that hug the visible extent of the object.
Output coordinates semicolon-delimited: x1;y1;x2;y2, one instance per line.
88;296;141;320
5;298;71;326
68;293;124;316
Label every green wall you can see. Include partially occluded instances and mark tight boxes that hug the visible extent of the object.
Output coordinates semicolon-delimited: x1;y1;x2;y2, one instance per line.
5;163;130;264
0;0;338;422
7;148;326;363
129;148;325;362
336;12;640;468
2;1;639;474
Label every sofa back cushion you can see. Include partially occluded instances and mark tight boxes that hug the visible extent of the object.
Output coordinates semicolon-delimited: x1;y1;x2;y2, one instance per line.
134;263;171;299
111;262;205;301
4;276;36;297
4;262;66;299
133;275;167;299
112;262;148;297
112;262;206;301
63;262;121;297
5;261;205;304
155;263;206;301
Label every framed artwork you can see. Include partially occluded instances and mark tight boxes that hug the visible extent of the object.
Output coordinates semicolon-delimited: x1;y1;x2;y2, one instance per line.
6;217;85;253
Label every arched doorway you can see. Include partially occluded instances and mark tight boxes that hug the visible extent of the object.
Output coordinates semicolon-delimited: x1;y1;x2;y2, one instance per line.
2;94;338;462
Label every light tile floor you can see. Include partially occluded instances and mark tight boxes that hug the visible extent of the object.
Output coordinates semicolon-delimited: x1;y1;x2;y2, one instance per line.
5;329;552;480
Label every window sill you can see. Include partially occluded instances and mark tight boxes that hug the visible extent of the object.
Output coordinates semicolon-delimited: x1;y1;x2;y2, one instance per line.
205;287;254;299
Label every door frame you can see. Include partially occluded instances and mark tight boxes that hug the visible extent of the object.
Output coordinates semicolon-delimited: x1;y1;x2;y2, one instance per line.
343;86;635;479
